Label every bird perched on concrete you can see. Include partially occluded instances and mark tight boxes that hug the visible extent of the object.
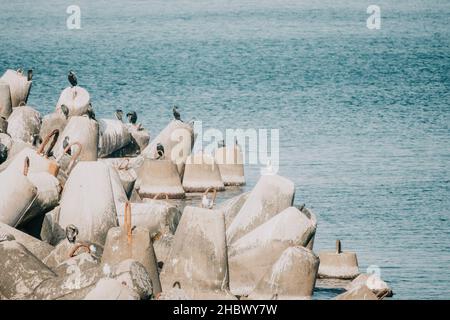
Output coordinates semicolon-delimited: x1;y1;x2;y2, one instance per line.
60;104;70;119
127;111;137;125
0;143;8;165
65;224;79;243
68;71;77;87
86;103;96;120
114;109;123;122
201;194;214;209
156;143;165;159
27;69;33;81
173;106;181;121
63;136;71;155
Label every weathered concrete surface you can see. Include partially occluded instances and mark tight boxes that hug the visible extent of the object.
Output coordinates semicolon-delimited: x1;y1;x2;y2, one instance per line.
127;124;150;152
84;278;140;300
0;221;54;260
1;69;32;108
55;86;90;117
297;206;317;250
30;259;153;300
182;153;225;193
217;191;250;228
43;239;103;271
52;252;100;277
98;119;132;158
247;246;319;300
101;157;137;197
153;233;174;266
0;136;29;171
214;145;245;186
226;174;295;244
39;206;66;245
6;106;41;144
1;147;60;177
58;161;118;245
157;284;191;300
0;80;12;118
228;206;316;296
108;165;129;209
334;284;379;300
318;244;360;280
0;115;7;133
116;200;181;239
53;115;99;161
142;120;194;175
135;159;185;199
40;112;68;144
160;206;233;299
102;226;162;294
345;273;393;298
23;172;61;226
0;240;57;299
0;163;38;227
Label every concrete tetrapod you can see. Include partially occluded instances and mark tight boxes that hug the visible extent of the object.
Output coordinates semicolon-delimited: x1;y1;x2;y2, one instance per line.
0;222;54;260
0;69;32;108
0;80;12;118
0;115;7;133
101;157;137;197
135;158;185;199
228;206;316;296
160;206;235;300
84;278;140;300
334;284;379;300
217;191;250;228
98;119;132;158
226;174;295;244
318;240;360;280
55;86;90;117
21;172;61;226
40;111;68;144
53;115;99;161
116;200;181;238
102;204;162;295
214;144;245;186
0;240;57;299
6;105;41;144
1;128;61;176
345;273;393;298
247;246;319;300
142;119;194;175
31;259;153;300
0;157;38;227
182;153;225;193
57;161;118;246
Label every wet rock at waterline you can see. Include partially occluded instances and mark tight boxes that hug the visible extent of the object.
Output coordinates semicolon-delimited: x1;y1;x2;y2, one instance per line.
247;246;319;300
182;153;225;193
135;158;185;199
228;206;317;296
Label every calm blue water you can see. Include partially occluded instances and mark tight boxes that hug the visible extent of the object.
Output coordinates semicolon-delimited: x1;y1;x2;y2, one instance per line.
1;0;449;299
